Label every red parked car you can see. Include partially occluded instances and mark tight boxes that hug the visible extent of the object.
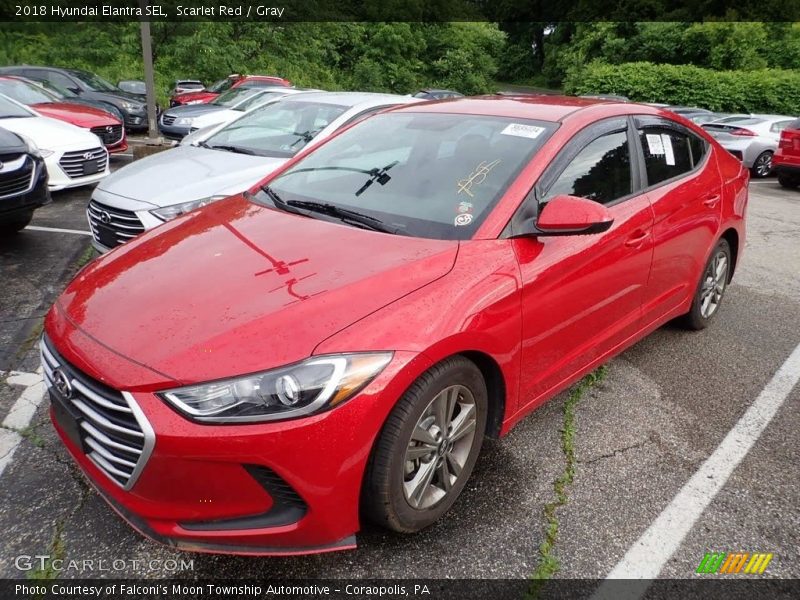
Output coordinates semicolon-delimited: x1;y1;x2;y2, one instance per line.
0;75;127;153
773;117;800;188
42;97;747;555
169;74;291;107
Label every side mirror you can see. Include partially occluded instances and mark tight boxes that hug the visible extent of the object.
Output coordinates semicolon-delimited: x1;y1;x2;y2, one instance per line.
534;194;614;236
68;86;81;95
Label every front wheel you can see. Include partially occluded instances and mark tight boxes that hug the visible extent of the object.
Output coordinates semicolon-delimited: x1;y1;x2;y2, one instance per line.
778;172;800;189
0;211;33;234
680;238;731;330
362;356;487;533
751;151;773;178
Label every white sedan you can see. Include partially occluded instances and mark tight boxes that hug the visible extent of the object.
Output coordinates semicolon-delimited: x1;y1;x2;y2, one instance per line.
0;93;108;191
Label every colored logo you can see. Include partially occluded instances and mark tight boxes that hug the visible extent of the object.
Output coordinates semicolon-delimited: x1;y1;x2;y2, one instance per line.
696;552;773;574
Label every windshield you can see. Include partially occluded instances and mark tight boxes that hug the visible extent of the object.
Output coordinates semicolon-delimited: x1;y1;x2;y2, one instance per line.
207;77;236;93
0;79;58;105
36;80;68;99
211;87;261;108
205;100;347;157
70;70;118;92
0;94;35;118
258;112;557;240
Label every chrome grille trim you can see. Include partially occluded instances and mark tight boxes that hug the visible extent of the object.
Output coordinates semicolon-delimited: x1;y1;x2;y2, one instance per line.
58;147;108;179
0;156;35;199
161;113;177;126
40;336;155;490
90;124;124;146
86;199;146;249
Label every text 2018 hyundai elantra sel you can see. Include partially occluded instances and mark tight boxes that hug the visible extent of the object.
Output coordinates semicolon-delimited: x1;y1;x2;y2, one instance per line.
87;92;419;252
43;96;747;555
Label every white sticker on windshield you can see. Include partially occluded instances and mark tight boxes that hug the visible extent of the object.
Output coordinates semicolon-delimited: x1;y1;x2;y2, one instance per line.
662;133;675;166
646;134;665;155
501;123;545;139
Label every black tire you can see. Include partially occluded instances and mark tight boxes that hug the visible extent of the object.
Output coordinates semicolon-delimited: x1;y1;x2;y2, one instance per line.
362;356;487;533
777;172;800;189
679;238;732;330
0;211;33;234
750;151;773;178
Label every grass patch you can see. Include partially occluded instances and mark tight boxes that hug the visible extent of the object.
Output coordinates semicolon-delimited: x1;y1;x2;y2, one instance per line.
27;520;65;581
528;366;608;597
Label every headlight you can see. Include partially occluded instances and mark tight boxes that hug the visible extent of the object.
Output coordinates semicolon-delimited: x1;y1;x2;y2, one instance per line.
120;101;144;113
149;195;227;221
18;134;51;158
173;116;193;126
160;353;393;423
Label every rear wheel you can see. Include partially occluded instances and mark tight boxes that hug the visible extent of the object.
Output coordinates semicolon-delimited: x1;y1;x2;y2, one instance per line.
777;172;800;189
679;238;731;330
751;151;773;178
0;211;33;234
362;356;487;533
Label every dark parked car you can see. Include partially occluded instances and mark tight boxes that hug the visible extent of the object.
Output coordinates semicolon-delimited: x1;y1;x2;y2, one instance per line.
0;66;148;130
0;126;50;233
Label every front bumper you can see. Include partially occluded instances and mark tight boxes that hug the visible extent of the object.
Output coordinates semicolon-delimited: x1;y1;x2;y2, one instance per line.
45;148;109;192
43;320;429;555
158;121;192;140
0;156;50;218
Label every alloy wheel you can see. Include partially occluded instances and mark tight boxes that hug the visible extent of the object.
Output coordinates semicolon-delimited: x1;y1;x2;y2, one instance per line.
754;152;773;177
403;384;477;510
699;251;728;318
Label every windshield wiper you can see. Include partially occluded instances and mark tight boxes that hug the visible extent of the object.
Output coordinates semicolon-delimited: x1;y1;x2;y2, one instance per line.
260;185;307;217
289;129;318;148
354;160;399;197
206;144;259;155
286;200;397;234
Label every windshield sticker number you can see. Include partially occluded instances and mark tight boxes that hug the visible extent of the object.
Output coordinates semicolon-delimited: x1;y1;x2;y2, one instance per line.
501;123;545;139
457;159;501;197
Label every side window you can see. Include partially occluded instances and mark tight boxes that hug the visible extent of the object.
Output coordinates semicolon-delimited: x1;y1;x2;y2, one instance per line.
638;127;694;186
771;120;792;134
545;131;632;206
46;71;77;91
689;133;707;167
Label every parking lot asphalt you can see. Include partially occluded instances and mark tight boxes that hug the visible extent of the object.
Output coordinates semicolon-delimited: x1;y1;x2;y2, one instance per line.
0;170;797;581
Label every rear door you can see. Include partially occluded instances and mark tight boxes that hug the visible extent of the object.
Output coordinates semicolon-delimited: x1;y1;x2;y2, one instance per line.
635;116;723;323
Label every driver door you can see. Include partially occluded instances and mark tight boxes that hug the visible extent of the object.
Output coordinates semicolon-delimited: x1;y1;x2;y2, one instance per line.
513;117;655;412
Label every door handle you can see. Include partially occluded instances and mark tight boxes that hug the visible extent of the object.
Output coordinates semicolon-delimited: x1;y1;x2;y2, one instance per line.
625;230;649;248
703;194;721;208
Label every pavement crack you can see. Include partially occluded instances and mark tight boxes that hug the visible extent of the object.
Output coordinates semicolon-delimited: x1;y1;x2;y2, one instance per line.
578;436;654;466
528;366;608;597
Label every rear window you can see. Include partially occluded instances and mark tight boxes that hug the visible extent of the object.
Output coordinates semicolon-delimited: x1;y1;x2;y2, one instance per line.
638;126;705;186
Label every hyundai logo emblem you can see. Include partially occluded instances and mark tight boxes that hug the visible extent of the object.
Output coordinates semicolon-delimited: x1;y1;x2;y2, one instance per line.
99;210;112;224
106;126;113;133
83;152;95;160
52;368;73;399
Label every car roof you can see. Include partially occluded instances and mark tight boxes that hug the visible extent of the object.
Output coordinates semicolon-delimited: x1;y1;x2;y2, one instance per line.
386;94;634;123
282;91;420;108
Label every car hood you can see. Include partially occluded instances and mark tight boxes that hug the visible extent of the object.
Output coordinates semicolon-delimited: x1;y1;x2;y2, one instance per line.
54;195;458;384
163;104;224;118
90;90;145;106
97;145;286;206
32;102;118;127
0;115;102;150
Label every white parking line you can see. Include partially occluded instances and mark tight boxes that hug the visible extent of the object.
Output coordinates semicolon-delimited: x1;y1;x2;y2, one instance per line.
25;225;92;236
594;341;800;596
0;369;46;479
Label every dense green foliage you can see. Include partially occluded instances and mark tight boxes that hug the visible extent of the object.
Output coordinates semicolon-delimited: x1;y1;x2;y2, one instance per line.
2;20;800;114
0;22;505;102
564;61;800;113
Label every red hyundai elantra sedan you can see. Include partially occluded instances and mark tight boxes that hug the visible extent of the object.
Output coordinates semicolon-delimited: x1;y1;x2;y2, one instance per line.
43;96;748;555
